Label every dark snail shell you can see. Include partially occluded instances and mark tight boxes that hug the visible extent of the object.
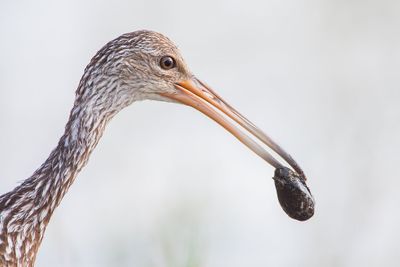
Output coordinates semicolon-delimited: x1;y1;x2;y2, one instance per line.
273;167;315;221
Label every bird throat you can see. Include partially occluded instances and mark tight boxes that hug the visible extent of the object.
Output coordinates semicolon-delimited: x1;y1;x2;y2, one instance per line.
0;100;113;266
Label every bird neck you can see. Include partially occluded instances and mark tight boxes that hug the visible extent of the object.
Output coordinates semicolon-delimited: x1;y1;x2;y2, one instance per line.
0;97;114;265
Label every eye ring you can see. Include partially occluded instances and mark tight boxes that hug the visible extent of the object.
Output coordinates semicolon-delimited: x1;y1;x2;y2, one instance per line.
160;56;176;70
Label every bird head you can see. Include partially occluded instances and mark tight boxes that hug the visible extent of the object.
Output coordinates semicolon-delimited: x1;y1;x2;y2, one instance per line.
78;30;304;175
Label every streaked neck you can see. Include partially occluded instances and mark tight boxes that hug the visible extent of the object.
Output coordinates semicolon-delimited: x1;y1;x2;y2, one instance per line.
0;96;114;266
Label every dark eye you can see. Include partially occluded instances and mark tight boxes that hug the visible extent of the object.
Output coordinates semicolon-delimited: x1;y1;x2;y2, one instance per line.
160;56;176;70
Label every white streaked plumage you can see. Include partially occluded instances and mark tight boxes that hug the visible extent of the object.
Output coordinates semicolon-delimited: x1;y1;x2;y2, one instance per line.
0;30;303;266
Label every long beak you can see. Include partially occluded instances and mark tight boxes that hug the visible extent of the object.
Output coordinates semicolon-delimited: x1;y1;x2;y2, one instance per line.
160;78;305;178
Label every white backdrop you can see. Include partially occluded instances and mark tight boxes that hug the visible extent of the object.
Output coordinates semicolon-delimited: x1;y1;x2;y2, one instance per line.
1;0;399;266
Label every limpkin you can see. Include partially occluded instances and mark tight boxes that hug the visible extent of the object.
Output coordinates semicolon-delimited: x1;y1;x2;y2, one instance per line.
0;30;305;266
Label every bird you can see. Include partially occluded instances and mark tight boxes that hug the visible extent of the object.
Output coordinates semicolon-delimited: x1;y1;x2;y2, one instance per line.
0;30;303;266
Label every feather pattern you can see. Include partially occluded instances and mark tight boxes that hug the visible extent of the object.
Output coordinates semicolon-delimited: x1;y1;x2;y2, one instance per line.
0;30;191;266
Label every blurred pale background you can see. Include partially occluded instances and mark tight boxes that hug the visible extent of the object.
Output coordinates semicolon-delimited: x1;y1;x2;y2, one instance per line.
0;0;399;266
